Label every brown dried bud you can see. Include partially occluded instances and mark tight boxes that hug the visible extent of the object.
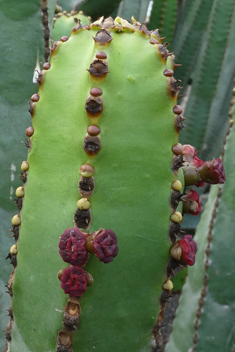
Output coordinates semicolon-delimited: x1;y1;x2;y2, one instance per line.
174;115;185;133
63;299;81;330
83;136;101;156
56;329;73;352
85;96;103;118
79;176;95;198
93;29;113;48
87;60;109;82
74;208;91;230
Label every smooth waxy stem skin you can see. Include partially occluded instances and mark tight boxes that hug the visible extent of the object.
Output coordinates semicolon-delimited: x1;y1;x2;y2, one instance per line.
10;19;183;352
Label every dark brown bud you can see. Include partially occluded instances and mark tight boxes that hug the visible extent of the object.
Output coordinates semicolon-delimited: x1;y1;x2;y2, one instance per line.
173;105;183;115
96;51;107;59
87;125;101;136
25;126;34;137
31;94;39;102
172;143;183;155
93;29;113;48
163;69;174;77
85;96;103;118
90;87;103;96
83;136;101;156
43;62;51;70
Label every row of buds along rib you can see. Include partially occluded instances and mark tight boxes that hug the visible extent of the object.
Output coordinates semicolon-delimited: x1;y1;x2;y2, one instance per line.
55;26;119;352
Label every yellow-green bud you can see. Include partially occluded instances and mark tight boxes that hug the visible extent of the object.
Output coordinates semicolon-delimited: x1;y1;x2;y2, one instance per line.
171;180;182;191
162;279;173;291
11;214;21;226
10;244;18;255
21;161;29;172
76;198;91;210
170;211;182;223
15;186;24;198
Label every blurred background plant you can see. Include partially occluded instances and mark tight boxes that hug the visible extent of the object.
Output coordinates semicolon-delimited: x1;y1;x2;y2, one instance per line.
1;0;235;350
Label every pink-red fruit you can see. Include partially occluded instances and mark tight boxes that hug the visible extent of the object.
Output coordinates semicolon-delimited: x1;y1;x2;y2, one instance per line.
86;229;118;263
59;227;88;266
198;158;226;184
59;265;87;298
183;189;201;216
178;235;198;266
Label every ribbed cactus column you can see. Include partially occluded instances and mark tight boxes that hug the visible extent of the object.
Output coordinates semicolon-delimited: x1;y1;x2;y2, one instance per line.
8;18;184;352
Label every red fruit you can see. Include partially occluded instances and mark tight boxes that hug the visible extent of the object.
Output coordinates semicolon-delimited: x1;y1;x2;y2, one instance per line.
198;158;226;184
183;189;201;216
59;227;88;266
59;266;87;298
178;235;198;266
86;229;118;263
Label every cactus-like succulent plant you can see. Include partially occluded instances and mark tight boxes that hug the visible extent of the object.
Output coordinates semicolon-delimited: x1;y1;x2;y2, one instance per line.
5;16;187;352
2;1;232;351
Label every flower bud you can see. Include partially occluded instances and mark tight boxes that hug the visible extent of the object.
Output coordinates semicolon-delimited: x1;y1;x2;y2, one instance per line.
86;229;118;263
182;144;198;163
182;189;201;216
198;158;226;184
170;235;198;266
59;265;87;298
59;227;88;267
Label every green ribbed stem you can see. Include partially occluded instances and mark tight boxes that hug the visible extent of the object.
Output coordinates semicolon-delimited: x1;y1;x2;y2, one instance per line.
11;21;182;352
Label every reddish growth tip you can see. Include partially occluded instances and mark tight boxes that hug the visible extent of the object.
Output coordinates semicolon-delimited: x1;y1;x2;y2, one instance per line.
25;126;34;137
59;227;88;266
96;51;107;59
61;36;69;42
178;235;198;266
43;62;51;70
198;158;226;184
59;266;87;298
183;189;201;216
86;229;119;263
